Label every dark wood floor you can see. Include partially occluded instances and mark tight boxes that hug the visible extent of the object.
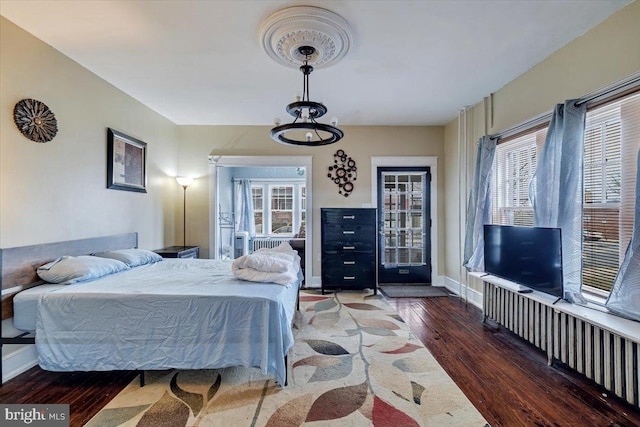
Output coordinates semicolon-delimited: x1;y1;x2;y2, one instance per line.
386;295;640;427
0;367;137;426
1;294;639;426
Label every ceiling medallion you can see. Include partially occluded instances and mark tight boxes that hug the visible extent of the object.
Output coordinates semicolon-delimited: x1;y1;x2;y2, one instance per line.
259;6;353;69
270;46;343;146
13;98;58;143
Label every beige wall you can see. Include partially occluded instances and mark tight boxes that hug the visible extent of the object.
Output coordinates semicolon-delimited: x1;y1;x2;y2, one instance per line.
3;0;638;293
0;17;179;250
177;125;444;278
1;15;443;282
443;0;640;297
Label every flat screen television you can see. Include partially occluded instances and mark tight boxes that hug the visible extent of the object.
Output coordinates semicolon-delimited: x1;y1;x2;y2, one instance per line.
483;224;563;299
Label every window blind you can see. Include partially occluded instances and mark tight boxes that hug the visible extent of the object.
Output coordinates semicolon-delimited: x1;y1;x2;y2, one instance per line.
489;89;639;296
582;91;639;292
491;129;546;226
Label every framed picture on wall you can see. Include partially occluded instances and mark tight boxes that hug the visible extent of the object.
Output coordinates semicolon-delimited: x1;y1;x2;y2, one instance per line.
107;128;147;193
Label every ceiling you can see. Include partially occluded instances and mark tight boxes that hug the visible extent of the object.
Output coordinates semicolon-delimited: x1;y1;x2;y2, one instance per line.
0;0;632;126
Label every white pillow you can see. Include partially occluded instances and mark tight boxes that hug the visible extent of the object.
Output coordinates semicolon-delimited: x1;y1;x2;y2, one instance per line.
93;248;163;267
37;255;129;285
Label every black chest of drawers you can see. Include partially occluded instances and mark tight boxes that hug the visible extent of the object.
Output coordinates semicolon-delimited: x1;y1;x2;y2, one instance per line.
321;208;377;294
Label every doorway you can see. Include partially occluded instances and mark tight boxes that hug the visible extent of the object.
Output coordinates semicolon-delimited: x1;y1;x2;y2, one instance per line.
209;155;312;285
377;167;431;284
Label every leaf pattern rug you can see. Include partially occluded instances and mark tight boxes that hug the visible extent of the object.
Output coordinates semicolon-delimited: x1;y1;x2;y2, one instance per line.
85;290;488;426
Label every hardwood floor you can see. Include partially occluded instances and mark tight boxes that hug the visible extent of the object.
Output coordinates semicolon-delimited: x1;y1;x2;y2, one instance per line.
0;368;137;426
1;294;638;426
386;295;640;427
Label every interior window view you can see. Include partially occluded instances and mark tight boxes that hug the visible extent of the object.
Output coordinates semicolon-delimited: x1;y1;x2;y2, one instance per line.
1;2;639;427
215;166;305;263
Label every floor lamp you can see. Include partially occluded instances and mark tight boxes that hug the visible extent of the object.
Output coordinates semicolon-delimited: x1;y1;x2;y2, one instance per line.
176;177;193;247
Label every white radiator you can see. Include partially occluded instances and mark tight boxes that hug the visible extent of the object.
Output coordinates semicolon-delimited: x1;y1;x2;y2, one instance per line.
252;238;291;251
483;281;639;409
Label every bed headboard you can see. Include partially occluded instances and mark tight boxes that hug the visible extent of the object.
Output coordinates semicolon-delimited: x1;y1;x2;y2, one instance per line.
1;233;138;320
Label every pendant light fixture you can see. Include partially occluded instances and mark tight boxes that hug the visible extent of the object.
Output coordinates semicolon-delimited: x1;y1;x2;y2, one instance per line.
270;46;343;146
260;5;352;146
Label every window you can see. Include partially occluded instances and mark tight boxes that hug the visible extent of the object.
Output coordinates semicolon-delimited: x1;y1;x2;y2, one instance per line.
490;90;640;295
582;92;639;293
491;129;546;226
382;172;427;266
270;186;294;234
250;182;305;236
300;186;306;236
252;187;263;234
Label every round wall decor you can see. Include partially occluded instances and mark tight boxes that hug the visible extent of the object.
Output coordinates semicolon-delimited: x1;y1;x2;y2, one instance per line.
327;149;357;197
13;98;58;143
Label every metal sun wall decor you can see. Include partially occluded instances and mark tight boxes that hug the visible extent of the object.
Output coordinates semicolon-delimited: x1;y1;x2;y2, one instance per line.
13;98;58;143
327;149;357;197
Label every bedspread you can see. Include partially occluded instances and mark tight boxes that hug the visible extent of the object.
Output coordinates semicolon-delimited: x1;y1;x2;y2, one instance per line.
35;259;299;385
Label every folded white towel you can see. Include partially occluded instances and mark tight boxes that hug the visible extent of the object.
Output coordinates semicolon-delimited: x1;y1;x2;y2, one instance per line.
233;252;291;273
231;242;301;285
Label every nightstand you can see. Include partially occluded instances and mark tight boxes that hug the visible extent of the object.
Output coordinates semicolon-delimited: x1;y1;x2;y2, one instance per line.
154;246;200;259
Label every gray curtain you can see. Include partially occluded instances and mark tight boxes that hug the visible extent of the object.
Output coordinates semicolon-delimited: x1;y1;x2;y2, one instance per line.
531;99;586;303
464;135;497;272
234;179;255;237
606;148;640;321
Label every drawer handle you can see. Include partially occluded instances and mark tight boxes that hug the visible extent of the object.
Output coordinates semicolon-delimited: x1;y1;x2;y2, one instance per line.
343;231;355;235
343;261;356;265
343;276;356;280
343;246;355;250
343;215;355;219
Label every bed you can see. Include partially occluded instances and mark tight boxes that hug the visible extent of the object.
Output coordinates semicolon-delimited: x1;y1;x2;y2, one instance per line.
0;233;301;386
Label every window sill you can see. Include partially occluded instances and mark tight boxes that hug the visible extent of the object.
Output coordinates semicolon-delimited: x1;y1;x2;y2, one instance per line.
582;287;609;309
583;294;607;309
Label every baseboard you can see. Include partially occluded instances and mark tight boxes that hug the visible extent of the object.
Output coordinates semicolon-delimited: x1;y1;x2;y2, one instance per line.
444;276;483;309
2;318;38;383
2;343;37;383
308;276;322;288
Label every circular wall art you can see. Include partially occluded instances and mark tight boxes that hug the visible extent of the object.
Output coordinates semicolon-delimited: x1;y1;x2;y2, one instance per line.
327;149;357;197
13;98;58;143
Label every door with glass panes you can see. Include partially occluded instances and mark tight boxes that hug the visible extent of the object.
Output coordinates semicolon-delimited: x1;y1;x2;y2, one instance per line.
377;167;431;284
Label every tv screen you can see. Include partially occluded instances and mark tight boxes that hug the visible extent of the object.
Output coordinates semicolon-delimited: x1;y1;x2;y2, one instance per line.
483;225;563;298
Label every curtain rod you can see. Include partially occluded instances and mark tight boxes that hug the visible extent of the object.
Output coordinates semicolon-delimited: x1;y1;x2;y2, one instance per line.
489;110;552;141
490;71;640;142
575;71;640;106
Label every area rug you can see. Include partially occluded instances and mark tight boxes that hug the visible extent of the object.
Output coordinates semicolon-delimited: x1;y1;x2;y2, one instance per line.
85;290;487;427
379;286;453;298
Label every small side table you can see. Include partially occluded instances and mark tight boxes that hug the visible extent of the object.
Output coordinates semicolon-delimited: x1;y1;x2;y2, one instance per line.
154;246;200;259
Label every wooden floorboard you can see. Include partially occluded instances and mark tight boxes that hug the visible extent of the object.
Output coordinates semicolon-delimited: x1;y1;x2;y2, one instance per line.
1;294;639;426
386;295;640;427
0;369;137;427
